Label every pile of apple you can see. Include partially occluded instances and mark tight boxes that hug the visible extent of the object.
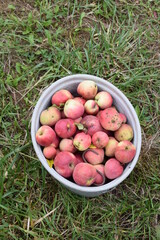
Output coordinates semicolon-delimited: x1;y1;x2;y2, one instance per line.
36;80;136;187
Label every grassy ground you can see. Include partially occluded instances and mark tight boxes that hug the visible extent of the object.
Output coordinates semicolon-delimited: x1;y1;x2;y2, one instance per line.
0;0;160;239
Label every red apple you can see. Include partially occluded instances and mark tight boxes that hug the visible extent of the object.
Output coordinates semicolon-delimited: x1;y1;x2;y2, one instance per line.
55;119;76;138
99;107;122;131
74;152;84;164
51;89;73;106
36;125;56;147
50;134;60;148
81;115;103;136
95;91;113;109
59;138;76;153
77;80;98;99
92;131;109;149
54;151;78;178
82;148;104;165
43;145;57;159
74;97;86;105
104;158;123;179
115;140;136;164
119;113;127;123
64;99;84;119
73;162;97;186
94;164;105;185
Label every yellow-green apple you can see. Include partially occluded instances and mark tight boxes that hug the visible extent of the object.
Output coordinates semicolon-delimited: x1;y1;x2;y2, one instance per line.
114;124;133;141
73;132;91;151
84;100;99;115
40;106;61;126
105;137;118;157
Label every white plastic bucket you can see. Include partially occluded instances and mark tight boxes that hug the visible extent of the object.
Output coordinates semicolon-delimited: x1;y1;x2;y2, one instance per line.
31;74;141;197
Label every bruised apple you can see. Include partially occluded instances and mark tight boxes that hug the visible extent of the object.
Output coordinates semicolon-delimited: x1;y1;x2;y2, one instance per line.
73;132;91;151
99;107;122;131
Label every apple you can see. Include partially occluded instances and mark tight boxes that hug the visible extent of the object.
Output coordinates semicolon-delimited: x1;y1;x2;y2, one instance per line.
51;89;73;106
95;91;113;109
82;148;104;165
84;100;99;115
77;80;98;99
55;119;76;138
94;164;105;185
43;145;57;159
73;162;97;186
105;137;118;157
74;152;84;164
92;131;109;148
114;124;134;141
54;151;78;178
74;97;86;105
36;125;56;147
59;138;76;153
104;158;123;179
99;107;122;131
81;115;103;136
64;99;84;119
40;106;61;126
73;132;91;151
119;113;127;123
115;140;136;164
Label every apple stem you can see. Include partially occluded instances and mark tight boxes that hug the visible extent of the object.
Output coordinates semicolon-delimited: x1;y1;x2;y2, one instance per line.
94;170;106;186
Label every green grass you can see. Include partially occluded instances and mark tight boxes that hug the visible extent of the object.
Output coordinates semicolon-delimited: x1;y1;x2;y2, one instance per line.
0;0;160;239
